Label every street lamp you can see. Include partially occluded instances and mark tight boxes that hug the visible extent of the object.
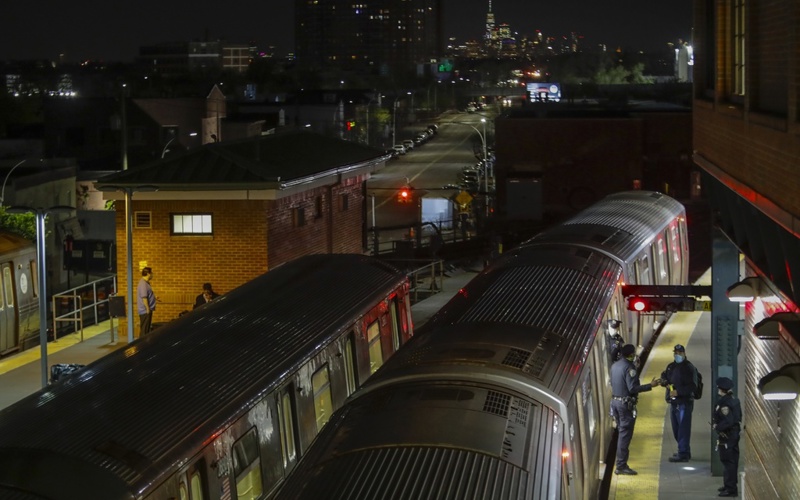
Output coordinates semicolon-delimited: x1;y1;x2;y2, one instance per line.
161;137;175;159
7;205;74;387
0;159;30;205
97;185;158;343
453;118;492;216
392;97;399;147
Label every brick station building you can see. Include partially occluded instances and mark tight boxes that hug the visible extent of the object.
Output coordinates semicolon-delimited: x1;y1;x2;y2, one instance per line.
96;131;389;336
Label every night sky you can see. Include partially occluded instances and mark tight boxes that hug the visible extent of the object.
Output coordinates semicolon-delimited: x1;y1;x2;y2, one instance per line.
1;0;692;62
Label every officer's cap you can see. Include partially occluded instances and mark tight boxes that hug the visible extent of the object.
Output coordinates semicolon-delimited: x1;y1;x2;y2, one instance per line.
621;344;636;357
673;344;686;352
717;377;734;391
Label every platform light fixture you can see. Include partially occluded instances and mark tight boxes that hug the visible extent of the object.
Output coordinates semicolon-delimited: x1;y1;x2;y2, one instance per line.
758;363;800;401
726;276;763;302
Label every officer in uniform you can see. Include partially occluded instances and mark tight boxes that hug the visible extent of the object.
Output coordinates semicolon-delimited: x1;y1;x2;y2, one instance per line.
610;344;661;475
713;377;741;497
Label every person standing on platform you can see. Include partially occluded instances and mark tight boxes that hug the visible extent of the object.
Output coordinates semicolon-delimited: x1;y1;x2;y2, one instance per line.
713;377;741;497
660;344;699;462
610;344;661;475
137;267;157;336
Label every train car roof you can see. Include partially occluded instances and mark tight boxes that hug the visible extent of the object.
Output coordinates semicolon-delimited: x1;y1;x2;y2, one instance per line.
0;231;34;255
384;244;622;402
524;190;685;263
0;254;407;496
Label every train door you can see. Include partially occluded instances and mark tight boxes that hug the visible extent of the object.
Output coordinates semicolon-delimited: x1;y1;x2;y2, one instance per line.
654;232;670;286
311;364;333;432
635;253;657;345
389;298;400;351
0;262;16;353
178;459;208;500
343;333;358;396
668;221;685;284
230;427;263;500
367;320;383;374
276;386;299;476
576;366;601;499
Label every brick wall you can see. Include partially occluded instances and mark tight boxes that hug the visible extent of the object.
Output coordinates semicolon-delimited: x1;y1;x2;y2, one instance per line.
114;179;368;337
115;198;269;336
693;0;800;218
495;113;692;217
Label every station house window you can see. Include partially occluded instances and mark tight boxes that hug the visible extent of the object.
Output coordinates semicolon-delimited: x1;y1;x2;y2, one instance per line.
171;214;213;235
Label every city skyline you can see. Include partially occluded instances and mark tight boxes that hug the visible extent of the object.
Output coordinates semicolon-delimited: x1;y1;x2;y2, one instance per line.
1;1;692;62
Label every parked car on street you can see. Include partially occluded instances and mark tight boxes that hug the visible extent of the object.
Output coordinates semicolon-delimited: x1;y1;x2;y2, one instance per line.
392;144;407;155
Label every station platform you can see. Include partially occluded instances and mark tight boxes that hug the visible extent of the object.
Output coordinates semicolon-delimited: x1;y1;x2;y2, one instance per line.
0;267;738;498
609;268;741;499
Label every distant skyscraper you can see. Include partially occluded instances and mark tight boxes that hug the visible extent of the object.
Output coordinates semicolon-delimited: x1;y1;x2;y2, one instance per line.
485;0;495;44
294;0;442;76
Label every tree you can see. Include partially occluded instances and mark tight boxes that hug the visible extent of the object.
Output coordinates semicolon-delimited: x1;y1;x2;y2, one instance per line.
0;207;37;241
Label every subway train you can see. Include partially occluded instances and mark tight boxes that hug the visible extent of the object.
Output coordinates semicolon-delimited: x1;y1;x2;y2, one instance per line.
0;231;40;355
275;191;689;500
0;254;413;500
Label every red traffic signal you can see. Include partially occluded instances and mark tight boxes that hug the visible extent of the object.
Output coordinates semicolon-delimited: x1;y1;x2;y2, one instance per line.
346;120;356;130
397;187;413;203
626;296;697;312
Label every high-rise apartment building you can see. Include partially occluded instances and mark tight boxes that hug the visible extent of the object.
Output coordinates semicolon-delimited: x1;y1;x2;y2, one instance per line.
294;0;442;76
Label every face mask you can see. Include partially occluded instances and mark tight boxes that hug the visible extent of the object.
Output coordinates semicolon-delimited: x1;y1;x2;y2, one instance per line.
674;354;685;363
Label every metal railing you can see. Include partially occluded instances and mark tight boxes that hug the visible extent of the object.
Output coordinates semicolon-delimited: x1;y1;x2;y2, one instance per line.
52;276;117;341
407;259;446;303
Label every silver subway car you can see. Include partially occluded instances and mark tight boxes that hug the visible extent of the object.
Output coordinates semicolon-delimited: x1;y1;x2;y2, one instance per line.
0;231;39;355
276;191;689;500
0;254;413;500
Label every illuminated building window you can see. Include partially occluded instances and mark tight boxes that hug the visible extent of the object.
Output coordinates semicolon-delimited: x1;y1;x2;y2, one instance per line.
171;214;212;235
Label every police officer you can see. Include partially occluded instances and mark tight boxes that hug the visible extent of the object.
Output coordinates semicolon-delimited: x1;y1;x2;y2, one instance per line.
610;344;661;475
713;377;741;497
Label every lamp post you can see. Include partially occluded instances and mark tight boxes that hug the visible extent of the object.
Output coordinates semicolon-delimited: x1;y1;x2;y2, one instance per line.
161;137;175;158
97;185;158;343
453;118;491;216
8;205;74;388
0;159;28;204
392;97;399;147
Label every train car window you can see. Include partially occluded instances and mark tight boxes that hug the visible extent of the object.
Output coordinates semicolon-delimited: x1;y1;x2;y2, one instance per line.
344;334;357;395
232;427;263;500
637;256;652;285
30;260;38;298
278;389;297;466
190;471;203;499
180;481;188;500
312;365;333;432
367;320;383;374
655;235;669;284
669;222;681;264
390;299;400;351
3;267;13;307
